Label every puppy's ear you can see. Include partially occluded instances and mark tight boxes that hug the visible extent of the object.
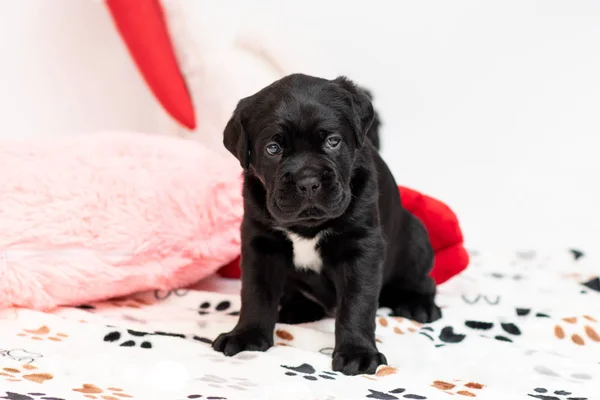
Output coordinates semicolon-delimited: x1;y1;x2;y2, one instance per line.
223;98;251;170
334;76;375;147
359;88;382;150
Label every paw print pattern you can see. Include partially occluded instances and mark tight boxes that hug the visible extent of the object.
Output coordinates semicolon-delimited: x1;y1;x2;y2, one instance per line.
107;299;151;309
366;388;426;399
1;392;65;400
198;300;239;316
570;249;585;260
281;363;338;381
359;366;400;381
528;387;588;400
464;320;522;342
419;326;466;347
154;289;189;301
17;326;68;342
553;316;600;346
431;380;485;397
582;277;599;293
184;396;226;400
72;384;132;399
534;365;593;382
0;349;42;364
102;328;213;349
154;331;213;345
516;308;551;319
274;329;295;346
0;364;53;384
461;295;500;305
197;374;257;392
419;321;519;347
202;352;258;366
377;317;421;335
103;329;152;349
487;272;525;281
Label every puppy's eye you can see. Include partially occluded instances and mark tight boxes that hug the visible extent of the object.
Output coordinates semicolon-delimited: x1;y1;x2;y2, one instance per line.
326;136;342;148
266;142;282;155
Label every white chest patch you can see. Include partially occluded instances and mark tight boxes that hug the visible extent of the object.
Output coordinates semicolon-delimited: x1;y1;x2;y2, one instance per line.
284;231;324;273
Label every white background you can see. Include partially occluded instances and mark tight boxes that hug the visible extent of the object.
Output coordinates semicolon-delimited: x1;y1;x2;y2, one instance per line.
0;1;598;255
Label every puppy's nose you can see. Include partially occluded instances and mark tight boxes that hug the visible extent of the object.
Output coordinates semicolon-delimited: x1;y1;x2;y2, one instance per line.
296;176;322;197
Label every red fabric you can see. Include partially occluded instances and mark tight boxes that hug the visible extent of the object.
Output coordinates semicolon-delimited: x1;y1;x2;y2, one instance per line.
397;186;469;284
217;186;469;284
105;0;196;129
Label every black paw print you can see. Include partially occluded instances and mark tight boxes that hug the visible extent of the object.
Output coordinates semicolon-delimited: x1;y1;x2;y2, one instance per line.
366;388;426;399
185;395;227;400
464;320;521;342
103;328;213;349
198;300;239;316
569;249;585;260
516;308;551;318
152;331;213;345
582;277;599;293
528;387;587;400
1;392;64;400
103;329;153;348
282;363;338;381
419;326;466;347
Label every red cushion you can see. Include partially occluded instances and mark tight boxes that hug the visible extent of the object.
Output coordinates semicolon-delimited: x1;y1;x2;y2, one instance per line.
218;186;469;284
105;0;196;129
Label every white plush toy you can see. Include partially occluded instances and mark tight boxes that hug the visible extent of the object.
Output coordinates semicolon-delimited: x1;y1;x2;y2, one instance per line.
106;0;330;157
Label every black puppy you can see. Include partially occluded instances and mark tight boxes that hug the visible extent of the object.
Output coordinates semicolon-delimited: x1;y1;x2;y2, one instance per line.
212;73;441;375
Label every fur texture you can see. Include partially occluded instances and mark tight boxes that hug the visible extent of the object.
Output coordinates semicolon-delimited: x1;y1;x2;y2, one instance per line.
0;132;243;310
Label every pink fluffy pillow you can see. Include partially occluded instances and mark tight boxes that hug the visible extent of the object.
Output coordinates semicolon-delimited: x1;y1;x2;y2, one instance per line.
0;132;243;310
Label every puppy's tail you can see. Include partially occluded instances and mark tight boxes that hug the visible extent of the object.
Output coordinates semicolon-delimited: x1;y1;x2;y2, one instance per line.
360;87;381;150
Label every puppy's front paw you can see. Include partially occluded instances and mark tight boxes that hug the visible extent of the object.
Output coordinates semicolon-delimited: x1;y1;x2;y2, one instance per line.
393;297;442;323
212;327;272;356
332;346;387;375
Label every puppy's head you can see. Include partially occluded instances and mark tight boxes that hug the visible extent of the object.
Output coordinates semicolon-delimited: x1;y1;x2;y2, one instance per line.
223;74;375;226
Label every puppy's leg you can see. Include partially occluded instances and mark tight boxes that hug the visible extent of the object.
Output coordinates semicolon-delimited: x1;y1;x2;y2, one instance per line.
278;290;326;325
212;234;287;356
379;212;442;323
330;242;387;375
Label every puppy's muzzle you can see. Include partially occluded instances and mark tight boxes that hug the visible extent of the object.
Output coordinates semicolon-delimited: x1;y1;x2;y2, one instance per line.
272;156;343;222
295;172;322;199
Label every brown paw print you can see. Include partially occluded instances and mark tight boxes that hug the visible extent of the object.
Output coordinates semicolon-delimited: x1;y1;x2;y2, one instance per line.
431;380;485;397
361;366;399;381
0;364;53;384
17;326;68;342
554;315;600;346
274;328;294;346
107;298;152;309
560;272;597;283
377;317;421;335
72;384;132;399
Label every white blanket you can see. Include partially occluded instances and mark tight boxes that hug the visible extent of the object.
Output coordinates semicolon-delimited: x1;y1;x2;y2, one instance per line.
1;248;598;400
